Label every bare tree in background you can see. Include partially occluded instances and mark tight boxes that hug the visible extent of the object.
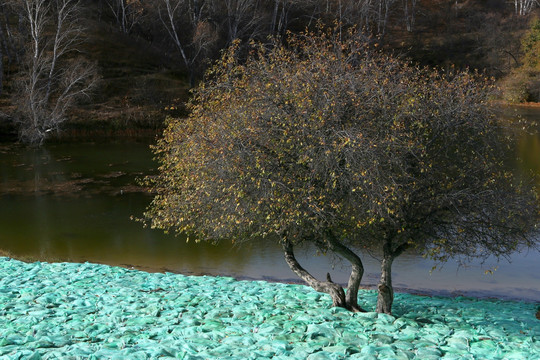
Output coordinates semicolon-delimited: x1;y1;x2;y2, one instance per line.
402;0;417;32
330;0;374;34
268;0;323;37
514;0;539;16
323;0;398;37
374;0;396;36
107;0;144;34
215;0;265;43
15;0;98;145
158;0;217;87
0;2;23;98
0;8;5;96
269;0;294;36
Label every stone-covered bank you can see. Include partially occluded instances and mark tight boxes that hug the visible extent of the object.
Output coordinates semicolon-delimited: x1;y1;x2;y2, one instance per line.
0;258;538;359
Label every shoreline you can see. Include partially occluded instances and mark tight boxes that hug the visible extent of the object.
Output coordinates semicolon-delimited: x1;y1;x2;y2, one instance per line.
3;252;538;305
129;264;540;305
0;101;538;145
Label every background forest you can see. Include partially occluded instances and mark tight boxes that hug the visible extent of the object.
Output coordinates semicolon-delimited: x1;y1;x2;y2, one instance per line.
0;0;539;143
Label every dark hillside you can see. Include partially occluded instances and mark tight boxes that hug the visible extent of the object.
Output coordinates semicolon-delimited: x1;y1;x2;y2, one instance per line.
64;17;189;138
386;0;530;75
0;0;538;143
0;1;190;141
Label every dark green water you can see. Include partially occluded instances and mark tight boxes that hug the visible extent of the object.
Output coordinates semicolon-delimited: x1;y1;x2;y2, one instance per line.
1;109;540;302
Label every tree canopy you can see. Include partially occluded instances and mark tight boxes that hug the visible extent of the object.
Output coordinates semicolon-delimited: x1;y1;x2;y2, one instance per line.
143;28;539;313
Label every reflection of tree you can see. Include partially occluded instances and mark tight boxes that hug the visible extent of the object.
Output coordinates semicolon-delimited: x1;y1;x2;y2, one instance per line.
28;146;53;193
6;145;69;194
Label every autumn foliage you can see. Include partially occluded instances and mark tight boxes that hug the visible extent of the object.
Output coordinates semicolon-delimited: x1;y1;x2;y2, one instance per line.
144;28;539;313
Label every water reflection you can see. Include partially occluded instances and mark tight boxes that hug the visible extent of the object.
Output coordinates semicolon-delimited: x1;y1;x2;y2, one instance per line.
1;111;540;303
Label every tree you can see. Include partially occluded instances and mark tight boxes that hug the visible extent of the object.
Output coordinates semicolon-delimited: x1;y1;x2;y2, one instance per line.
0;3;10;97
156;0;217;87
317;1;399;37
107;0;144;34
355;66;539;313
401;0;417;32
521;18;540;71
502;18;540;102
269;0;295;36
143;28;539;313
0;7;5;96
14;0;98;144
513;0;539;16
0;2;24;101
144;32;373;311
373;0;397;36
211;0;265;44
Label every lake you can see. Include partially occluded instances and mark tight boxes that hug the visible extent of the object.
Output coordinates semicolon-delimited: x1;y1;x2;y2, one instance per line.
1;107;540;302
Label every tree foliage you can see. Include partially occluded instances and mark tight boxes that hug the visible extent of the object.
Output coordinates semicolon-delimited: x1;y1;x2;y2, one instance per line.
503;18;540;103
522;18;540;71
146;28;539;313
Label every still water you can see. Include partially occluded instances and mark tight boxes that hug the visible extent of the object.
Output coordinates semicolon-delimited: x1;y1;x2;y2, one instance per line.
1;109;540;303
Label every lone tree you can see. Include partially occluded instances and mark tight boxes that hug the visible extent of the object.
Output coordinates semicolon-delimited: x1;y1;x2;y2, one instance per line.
143;28;539;313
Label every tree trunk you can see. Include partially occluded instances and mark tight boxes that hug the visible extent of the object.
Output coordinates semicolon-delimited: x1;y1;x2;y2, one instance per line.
282;240;348;308
0;42;3;97
46;0;64;104
326;233;365;312
271;0;279;35
160;0;193;86
0;6;5;97
376;237;409;314
0;38;4;95
1;9;17;64
376;255;394;314
0;19;4;97
402;0;416;32
278;3;288;35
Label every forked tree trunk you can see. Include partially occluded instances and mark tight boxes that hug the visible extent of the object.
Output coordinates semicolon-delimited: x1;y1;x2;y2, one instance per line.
326;233;365;312
283;239;346;308
282;239;365;311
376;255;394;314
